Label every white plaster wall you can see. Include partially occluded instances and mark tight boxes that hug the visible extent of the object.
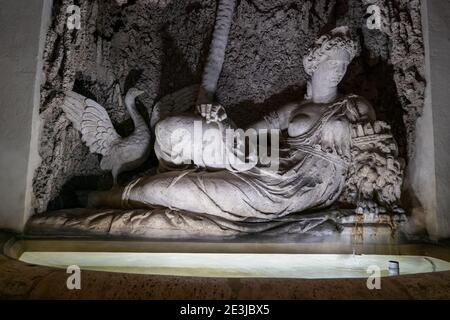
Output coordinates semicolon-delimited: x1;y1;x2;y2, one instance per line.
0;0;52;231
411;0;450;239
427;0;450;239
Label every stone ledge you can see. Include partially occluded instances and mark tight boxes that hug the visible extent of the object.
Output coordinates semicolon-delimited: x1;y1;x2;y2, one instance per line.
24;208;408;243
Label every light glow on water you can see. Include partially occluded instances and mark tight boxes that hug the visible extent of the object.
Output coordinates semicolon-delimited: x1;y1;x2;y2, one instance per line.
19;252;450;279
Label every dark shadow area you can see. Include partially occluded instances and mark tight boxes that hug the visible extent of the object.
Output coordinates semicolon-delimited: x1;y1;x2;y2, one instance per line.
158;0;213;99
158;28;200;99
47;175;111;211
228;84;306;128
340;29;407;160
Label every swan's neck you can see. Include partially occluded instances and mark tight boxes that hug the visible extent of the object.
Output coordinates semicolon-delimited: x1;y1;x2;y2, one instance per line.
125;98;145;128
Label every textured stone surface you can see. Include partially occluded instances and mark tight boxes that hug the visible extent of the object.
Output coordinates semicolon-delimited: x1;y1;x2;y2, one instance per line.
339;121;404;214
24;208;408;242
33;0;425;214
362;0;426;158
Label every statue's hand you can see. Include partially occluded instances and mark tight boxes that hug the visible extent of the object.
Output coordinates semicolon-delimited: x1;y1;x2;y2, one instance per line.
197;103;227;124
322;119;351;159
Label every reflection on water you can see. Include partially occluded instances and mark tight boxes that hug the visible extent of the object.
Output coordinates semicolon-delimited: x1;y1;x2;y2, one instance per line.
19;253;450;279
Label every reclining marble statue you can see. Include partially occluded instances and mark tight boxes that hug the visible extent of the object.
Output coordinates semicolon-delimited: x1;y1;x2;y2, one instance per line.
82;27;403;228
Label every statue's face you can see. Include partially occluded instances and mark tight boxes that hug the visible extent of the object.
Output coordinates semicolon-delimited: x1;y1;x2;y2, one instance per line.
313;49;350;87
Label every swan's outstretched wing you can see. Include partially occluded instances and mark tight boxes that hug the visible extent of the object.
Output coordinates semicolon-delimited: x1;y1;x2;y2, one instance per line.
149;84;199;129
62;91;85;131
81;99;121;156
62;91;121;156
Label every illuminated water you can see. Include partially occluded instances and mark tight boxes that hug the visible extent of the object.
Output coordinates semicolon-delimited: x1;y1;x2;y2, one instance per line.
19;252;450;278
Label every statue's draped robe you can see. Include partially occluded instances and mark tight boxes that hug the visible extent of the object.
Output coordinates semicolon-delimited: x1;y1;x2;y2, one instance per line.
122;97;356;221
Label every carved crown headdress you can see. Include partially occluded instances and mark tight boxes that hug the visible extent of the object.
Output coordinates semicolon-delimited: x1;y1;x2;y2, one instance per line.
303;26;359;77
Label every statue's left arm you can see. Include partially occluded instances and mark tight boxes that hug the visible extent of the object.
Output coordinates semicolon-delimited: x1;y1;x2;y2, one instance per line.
347;96;376;122
246;102;299;131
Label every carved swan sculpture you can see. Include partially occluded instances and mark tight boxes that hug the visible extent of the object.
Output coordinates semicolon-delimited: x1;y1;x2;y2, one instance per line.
62;88;151;184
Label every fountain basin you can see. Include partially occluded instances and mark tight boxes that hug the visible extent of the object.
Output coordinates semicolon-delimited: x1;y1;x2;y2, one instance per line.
17;252;450;279
6;239;450;279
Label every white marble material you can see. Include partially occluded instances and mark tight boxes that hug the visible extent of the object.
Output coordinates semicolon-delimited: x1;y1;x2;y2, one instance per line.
61;88;151;184
88;27;403;225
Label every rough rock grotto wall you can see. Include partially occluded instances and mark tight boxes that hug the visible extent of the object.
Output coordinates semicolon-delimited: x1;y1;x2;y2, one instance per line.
32;0;425;213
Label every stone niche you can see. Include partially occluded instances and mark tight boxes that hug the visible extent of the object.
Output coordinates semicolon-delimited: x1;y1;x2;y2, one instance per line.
23;0;442;242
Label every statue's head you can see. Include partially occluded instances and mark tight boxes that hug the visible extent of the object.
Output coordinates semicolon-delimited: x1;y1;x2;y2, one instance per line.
303;27;359;91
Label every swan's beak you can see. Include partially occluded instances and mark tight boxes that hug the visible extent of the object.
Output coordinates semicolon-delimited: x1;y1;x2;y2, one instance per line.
135;90;145;97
